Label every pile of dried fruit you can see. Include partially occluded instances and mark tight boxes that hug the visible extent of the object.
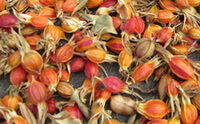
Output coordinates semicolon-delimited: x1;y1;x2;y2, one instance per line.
0;0;200;123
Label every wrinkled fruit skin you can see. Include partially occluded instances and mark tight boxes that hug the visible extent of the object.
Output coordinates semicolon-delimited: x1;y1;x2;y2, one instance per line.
180;104;198;124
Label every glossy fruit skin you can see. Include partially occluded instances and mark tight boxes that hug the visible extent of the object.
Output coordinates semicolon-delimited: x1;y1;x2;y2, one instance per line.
157;27;173;44
47;99;57;114
2;95;23;110
70;57;86;72
188;27;200;40
168;57;196;80
0;14;18;28
64;104;83;120
84;61;99;78
27;79;48;104
102;76;126;93
10;65;27;86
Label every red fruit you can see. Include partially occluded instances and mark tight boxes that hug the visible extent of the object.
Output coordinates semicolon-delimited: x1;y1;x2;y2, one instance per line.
168;57;196;80
100;76;126;93
100;0;117;8
121;18;136;35
73;31;84;42
10;65;27;86
70;57;86;72
0;14;18;28
64;104;83;120
157;27;173;44
84;61;99;78
47;99;57;114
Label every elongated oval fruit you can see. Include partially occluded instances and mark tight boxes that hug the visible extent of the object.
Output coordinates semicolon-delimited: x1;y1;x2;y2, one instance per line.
28;79;47;104
64;104;83;120
85;48;106;63
27;0;40;8
25;35;41;50
132;60;159;82
0;13;18;28
7;51;21;69
168;57;196;80
39;0;55;6
100;76;126;93
70;57;86;73
167;80;180;96
21;50;43;74
10;65;27;86
40;7;56;18
159;0;178;12
110;95;136;115
84;61;99;78
157;27;173;44
106;37;124;53
170;45;189;55
62;0;78;14
136;99;171;120
118;49;133;71
75;37;95;52
180;103;198;124
157;9;174;24
192;93;200;110
121;18;136;35
0;0;5;11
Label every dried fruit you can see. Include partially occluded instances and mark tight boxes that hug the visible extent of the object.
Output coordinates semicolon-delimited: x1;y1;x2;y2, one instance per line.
56;82;74;98
70;57;86;73
170;44;189;55
192;93;200;110
47;99;57;114
118;49;133;72
27;0;40;8
9;116;27;124
157;27;173;44
75;37;95;52
87;0;103;8
175;0;190;9
39;67;58;91
0;0;5;11
30;16;49;29
168;57;196;80
159;0;178;12
10;65;26;86
135;38;155;60
135;99;171;120
188;0;200;7
132;58;160;83
0;13;18;28
15;0;28;12
25;35;40;50
7;51;21;69
104;119;120;124
39;0;55;6
110;95;135;115
27;78;47;104
84;61;99;78
147;119;168;124
157;9;175;24
62;0;78;14
85;48;117;63
64;103;83;120
2;95;23;110
188;27;200;40
106;37;124;53
40;7;56;18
